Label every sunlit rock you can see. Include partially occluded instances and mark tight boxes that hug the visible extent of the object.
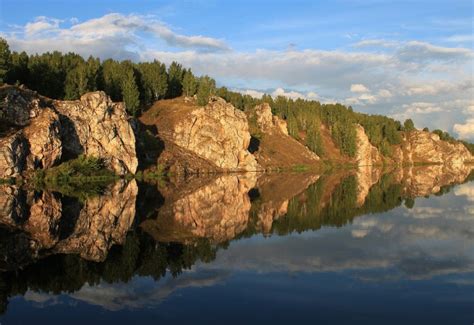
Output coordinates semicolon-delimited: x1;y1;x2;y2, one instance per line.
355;124;383;167
141;174;257;244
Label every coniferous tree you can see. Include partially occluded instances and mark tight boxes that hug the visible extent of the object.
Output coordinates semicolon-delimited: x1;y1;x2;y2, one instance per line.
404;119;416;132
167;61;184;98
196;75;216;106
121;68;140;116
182;69;197;97
0;37;11;83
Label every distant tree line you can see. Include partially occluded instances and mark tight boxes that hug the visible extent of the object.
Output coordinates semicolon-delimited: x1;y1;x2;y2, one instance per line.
0;38;216;116
1;37;473;156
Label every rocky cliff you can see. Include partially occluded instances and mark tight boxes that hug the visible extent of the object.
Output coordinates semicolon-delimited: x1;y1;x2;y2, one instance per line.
141;96;260;173
0;85;137;177
355;124;383;167
393;130;472;166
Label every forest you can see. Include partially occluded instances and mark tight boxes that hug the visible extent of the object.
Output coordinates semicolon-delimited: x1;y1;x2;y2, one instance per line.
0;37;472;158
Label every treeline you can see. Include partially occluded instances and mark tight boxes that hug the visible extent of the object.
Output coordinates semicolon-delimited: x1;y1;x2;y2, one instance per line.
0;38;216;116
1;37;472;157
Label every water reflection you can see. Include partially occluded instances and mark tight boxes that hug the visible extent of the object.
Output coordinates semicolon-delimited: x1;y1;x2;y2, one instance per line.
0;164;473;322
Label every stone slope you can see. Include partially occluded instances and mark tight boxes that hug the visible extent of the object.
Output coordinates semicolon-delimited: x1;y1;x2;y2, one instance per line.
249;103;320;169
0;85;138;177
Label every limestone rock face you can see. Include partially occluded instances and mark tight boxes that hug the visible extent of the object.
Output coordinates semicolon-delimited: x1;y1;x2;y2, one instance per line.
23;107;62;169
0;85;138;177
141;174;257;244
394;131;473;166
0;180;138;267
355;124;383;167
254;103;288;135
170;97;260;171
55;92;138;174
0;132;27;178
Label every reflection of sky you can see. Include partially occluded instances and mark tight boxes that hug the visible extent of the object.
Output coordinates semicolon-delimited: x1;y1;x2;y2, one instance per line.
5;181;474;324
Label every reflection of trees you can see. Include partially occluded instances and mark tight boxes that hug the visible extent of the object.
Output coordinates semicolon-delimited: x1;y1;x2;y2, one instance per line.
0;166;473;314
0;230;221;314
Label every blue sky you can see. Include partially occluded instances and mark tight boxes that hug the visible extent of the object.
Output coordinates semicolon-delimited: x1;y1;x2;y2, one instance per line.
1;0;473;138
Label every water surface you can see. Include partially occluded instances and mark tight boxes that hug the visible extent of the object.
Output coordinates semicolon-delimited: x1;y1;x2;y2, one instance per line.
0;165;473;324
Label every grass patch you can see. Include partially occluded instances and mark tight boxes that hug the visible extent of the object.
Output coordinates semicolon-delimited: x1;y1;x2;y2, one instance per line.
33;155;118;201
0;177;15;185
291;164;310;172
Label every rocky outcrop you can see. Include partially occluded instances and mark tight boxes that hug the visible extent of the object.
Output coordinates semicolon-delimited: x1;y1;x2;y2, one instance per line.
254;103;288;135
0;132;27;178
355;124;383;167
0;85;138;177
173;97;259;171
0;180;138;266
141;174;257;244
55;92;138;174
394;130;472;166
249;103;320;169
142;96;260;172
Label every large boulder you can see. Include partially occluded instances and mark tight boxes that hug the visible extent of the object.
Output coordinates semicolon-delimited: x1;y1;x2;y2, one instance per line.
0;85;138;177
144;96;261;172
55;92;138;174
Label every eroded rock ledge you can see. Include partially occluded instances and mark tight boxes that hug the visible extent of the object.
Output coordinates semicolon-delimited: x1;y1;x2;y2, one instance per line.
0;85;138;177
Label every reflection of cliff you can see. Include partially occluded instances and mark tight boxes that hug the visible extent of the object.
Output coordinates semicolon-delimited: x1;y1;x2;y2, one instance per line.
0;167;473;314
141;174;257;244
395;164;474;197
0;180;138;270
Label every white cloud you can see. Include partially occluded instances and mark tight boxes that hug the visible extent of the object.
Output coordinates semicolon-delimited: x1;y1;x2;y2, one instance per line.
353;39;399;48
402;102;443;114
350;83;370;93
238;89;265;99
454;118;474;139
443;34;474;43
5;13;229;59
3;14;474;137
454;183;474;201
397;41;473;63
24;16;63;36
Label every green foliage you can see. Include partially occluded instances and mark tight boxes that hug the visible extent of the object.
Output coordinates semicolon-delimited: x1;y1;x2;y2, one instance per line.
196;75;216;106
460;140;474;155
167;61;184;98
121;68;140;116
432;129;456;142
404;119;416;132
137;60;168;103
0;38;10;83
182;69;197;97
33;155;116;201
